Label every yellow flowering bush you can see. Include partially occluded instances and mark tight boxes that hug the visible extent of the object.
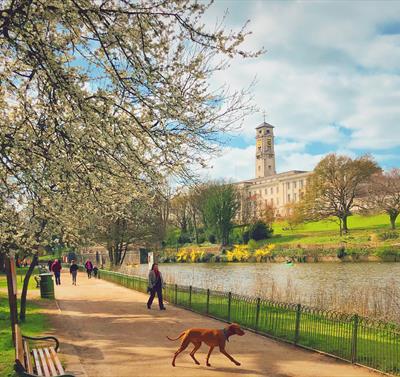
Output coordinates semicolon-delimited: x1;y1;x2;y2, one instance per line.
177;247;205;262
226;245;250;262
254;244;276;262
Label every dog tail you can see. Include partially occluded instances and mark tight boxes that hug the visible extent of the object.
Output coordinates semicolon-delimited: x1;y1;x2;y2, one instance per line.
166;332;185;341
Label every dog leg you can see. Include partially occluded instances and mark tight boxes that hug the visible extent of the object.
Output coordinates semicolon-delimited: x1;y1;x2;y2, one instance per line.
172;338;190;367
206;346;214;367
189;342;201;365
219;346;241;366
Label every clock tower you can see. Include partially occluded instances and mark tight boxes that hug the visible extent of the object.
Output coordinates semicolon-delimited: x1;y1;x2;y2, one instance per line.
255;122;276;178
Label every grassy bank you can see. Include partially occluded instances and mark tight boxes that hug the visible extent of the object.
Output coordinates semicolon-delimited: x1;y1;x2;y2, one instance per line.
98;269;400;376
271;213;400;246
0;271;47;376
160;214;400;262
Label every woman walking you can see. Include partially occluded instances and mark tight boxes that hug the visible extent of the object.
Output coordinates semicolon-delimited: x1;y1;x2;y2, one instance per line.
85;259;93;279
147;263;166;310
70;260;79;285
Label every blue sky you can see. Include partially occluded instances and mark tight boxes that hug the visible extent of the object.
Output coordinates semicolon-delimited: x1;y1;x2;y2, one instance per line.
199;0;400;182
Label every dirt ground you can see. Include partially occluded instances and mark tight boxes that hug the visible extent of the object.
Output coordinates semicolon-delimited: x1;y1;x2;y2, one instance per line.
39;271;381;377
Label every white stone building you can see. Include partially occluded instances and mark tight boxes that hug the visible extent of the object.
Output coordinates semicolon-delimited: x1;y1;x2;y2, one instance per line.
236;122;312;218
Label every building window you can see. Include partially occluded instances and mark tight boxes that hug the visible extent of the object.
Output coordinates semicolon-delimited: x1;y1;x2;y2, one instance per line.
265;188;267;194
287;194;291;202
268;165;271;170
293;181;297;189
300;180;304;188
270;187;273;195
287;182;290;189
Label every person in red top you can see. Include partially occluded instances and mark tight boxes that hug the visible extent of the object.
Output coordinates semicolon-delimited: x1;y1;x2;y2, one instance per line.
51;259;62;285
85;259;93;279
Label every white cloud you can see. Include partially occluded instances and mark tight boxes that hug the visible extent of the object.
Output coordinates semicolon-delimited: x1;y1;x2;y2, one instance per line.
198;145;254;182
204;1;400;153
198;142;326;182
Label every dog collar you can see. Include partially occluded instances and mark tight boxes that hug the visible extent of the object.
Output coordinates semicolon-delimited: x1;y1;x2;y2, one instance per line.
222;328;229;342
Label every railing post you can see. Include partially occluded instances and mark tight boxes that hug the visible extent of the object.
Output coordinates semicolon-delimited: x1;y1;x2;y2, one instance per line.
189;286;192;308
351;314;359;364
294;303;301;344
206;289;210;314
228;292;232;322
175;284;178;305
255;298;261;333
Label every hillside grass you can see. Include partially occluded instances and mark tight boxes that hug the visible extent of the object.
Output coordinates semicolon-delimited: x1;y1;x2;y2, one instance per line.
270;213;400;247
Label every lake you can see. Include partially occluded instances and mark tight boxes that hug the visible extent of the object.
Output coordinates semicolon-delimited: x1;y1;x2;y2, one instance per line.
127;262;400;321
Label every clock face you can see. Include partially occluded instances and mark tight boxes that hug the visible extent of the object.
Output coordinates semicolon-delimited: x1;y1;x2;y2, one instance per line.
256;139;262;148
267;138;272;147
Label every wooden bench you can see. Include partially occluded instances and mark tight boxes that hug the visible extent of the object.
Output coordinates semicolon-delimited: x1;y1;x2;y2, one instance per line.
14;323;74;377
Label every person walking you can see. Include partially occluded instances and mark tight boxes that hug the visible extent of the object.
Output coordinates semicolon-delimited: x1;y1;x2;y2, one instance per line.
93;265;98;278
70;260;79;285
85;259;93;279
51;259;62;285
147;263;166;310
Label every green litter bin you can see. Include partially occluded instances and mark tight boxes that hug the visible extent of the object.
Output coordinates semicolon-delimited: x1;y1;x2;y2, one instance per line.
39;273;55;299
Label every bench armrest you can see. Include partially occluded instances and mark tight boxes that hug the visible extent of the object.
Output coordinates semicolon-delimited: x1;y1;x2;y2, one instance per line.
22;335;60;352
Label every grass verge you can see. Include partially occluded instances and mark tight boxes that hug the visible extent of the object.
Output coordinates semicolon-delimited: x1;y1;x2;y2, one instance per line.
0;270;47;377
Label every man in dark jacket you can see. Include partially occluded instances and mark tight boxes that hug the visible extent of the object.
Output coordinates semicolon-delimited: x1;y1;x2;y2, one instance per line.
51;259;62;285
69;260;79;285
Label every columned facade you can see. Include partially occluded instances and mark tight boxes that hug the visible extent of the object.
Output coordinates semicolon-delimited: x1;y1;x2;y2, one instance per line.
236;122;312;219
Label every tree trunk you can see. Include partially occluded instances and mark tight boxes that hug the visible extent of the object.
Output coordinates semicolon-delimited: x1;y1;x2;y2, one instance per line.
389;213;398;230
192;213;199;244
20;253;38;322
120;242;128;265
0;252;5;272
342;216;349;234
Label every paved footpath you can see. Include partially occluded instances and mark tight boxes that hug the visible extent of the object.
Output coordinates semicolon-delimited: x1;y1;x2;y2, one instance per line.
42;271;381;377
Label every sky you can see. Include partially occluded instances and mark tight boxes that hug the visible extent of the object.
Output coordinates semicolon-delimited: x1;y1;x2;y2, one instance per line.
198;0;400;182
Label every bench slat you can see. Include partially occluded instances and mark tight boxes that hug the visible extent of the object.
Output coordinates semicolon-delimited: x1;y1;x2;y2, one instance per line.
38;348;50;377
49;347;65;375
23;340;33;373
44;348;58;376
32;349;44;376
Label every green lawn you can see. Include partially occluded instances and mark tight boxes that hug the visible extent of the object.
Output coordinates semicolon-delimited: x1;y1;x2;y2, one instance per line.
0;270;46;377
0;267;39;290
269;213;400;247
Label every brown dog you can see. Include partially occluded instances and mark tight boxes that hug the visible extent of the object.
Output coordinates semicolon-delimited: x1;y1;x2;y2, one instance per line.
167;323;245;367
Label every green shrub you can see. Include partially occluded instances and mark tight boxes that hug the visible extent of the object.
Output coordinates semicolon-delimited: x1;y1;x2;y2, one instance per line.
211;254;228;263
374;246;400;257
248;221;273;241
242;230;250;244
178;233;191;244
247;239;258;252
201;252;214;262
378;231;399;241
